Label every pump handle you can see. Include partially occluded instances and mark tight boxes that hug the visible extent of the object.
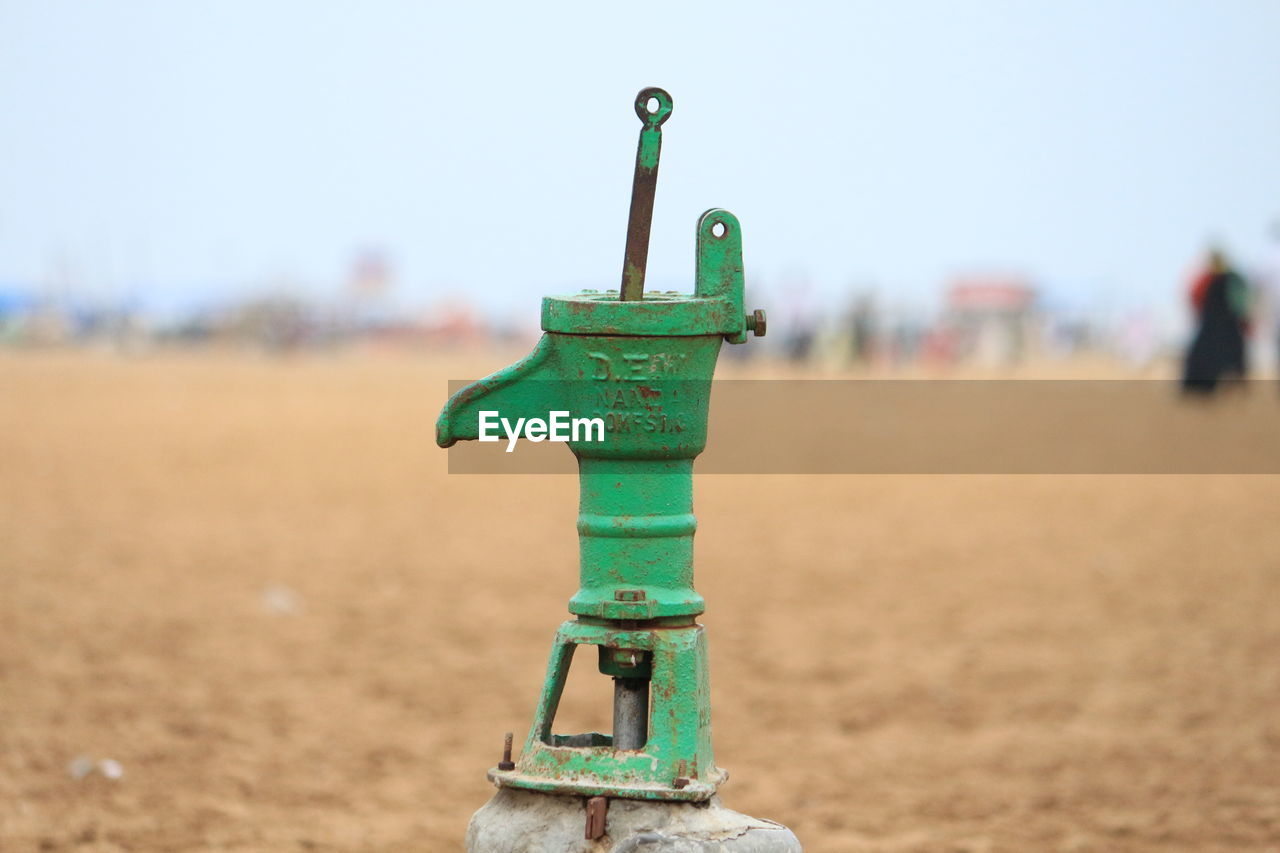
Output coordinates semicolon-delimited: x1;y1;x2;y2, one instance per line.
620;87;673;302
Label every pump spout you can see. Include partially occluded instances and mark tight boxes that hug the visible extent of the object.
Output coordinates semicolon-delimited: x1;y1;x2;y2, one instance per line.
435;336;560;448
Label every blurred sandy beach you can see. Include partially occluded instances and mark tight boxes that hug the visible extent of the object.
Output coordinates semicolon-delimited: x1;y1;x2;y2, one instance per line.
3;351;1278;851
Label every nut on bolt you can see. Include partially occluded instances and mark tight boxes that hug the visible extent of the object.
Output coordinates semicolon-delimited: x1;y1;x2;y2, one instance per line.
745;309;766;337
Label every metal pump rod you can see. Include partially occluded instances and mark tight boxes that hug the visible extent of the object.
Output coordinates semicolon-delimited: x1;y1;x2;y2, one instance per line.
612;678;649;750
619;87;673;301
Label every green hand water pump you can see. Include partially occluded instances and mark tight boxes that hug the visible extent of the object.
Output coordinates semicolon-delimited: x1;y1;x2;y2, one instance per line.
437;87;764;803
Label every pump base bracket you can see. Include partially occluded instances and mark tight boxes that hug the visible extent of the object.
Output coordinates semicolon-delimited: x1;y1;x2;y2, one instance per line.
486;765;727;803
505;620;723;801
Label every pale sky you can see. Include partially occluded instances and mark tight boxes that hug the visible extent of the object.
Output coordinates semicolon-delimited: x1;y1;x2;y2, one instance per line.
2;0;1278;323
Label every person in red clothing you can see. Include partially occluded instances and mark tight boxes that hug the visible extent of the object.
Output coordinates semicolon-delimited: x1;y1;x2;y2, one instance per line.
1182;247;1251;393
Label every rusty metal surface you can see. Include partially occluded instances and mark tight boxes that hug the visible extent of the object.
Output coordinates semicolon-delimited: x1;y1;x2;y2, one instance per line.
497;731;515;772
585;796;609;840
611;678;648;751
485;620;726;801
620;87;672;302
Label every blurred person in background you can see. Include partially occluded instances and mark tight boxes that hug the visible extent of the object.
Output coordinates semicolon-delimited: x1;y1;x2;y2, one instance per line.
776;273;818;363
1256;221;1280;383
1182;247;1251;394
847;293;878;367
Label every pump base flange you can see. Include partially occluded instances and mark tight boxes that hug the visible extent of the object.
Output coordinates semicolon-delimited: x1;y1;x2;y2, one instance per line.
466;787;802;852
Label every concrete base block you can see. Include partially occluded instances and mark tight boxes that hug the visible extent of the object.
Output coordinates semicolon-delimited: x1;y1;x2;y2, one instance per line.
466;787;802;852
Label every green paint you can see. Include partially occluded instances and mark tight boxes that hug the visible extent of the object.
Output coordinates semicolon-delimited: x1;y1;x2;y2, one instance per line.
435;91;762;801
544;211;749;341
635;88;670;170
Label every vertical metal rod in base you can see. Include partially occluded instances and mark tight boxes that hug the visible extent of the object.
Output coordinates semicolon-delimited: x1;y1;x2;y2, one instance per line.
612;677;649;750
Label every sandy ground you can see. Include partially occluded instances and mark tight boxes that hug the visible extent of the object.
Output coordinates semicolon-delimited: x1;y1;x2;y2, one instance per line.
2;351;1279;852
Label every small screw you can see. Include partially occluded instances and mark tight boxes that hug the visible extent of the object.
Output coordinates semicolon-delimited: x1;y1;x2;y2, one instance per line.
745;309;766;337
498;732;515;771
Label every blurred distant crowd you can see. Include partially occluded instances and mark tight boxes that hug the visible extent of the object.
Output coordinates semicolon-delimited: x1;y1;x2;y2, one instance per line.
3;232;1279;379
